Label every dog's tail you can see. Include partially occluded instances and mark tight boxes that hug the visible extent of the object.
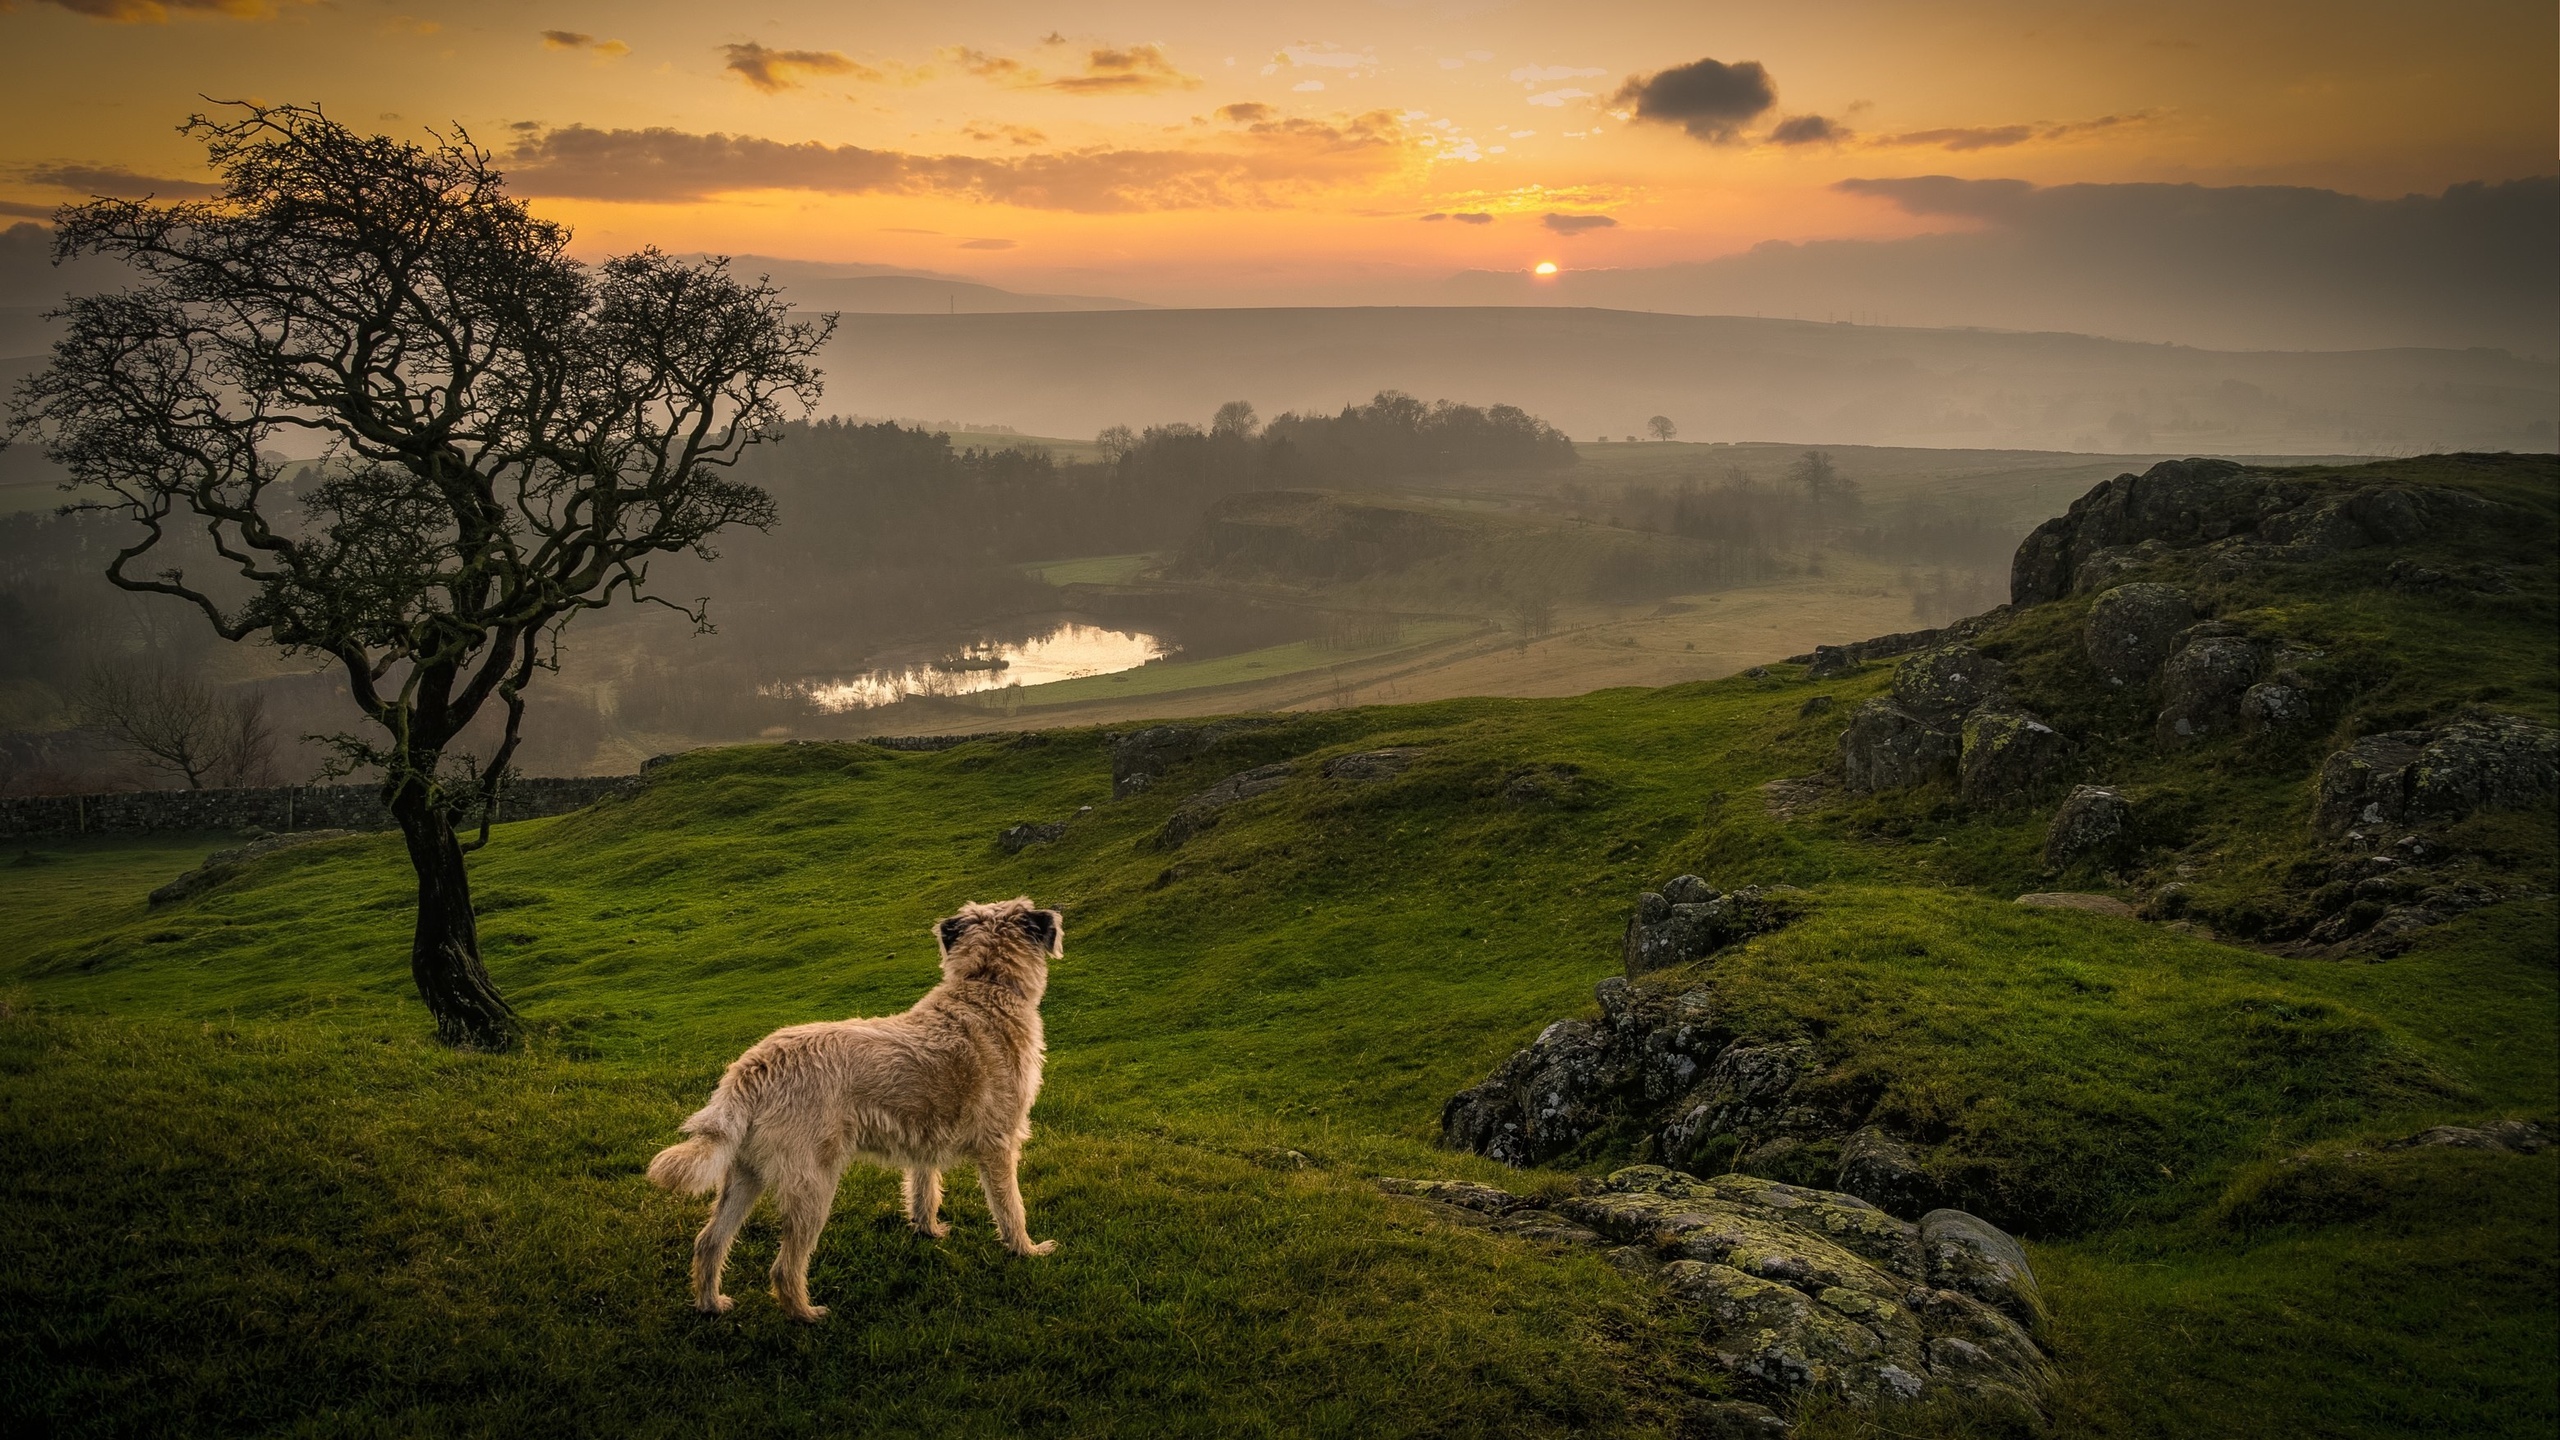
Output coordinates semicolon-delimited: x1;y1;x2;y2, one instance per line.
647;1088;747;1194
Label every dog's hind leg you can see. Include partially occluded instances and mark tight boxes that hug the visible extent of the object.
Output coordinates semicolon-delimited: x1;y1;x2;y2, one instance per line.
768;1174;838;1323
976;1145;1057;1257
903;1167;947;1238
692;1167;763;1315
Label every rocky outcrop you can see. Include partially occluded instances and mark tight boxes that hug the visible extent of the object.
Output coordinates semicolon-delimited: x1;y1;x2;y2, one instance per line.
2312;716;2559;840
2011;460;2497;606
1107;719;1278;799
997;820;1068;854
1834;1128;1941;1217
2043;785;2131;870
2157;629;2265;747
2387;1120;2548;1154
2082;583;2195;687
1959;710;2071;807
1381;1168;2053;1417
1790;613;2008;679
1840;645;2072;803
150;830;360;907
1623;876;1805;977
1152;762;1296;847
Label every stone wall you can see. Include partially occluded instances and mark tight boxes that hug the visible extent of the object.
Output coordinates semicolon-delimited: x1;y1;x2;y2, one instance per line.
0;775;643;840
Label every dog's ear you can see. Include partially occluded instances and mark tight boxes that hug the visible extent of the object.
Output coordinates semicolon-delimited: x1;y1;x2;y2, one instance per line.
1015;907;1064;958
935;914;971;957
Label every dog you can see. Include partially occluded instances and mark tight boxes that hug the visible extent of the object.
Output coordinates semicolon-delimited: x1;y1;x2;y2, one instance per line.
646;897;1062;1322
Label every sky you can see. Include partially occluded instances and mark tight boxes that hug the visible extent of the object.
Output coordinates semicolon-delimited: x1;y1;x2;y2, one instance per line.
1;0;2554;319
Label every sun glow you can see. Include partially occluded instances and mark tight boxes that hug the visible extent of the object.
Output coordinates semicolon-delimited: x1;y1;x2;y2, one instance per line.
1533;261;1559;276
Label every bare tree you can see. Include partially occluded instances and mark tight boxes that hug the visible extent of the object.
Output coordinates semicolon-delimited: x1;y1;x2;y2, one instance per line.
78;664;276;789
9;104;829;1047
1211;400;1259;440
1647;414;1676;442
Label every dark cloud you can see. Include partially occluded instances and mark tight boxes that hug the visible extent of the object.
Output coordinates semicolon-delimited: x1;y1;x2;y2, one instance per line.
500;116;1406;213
1216;102;1274;124
1768;114;1849;146
1543;213;1617;234
1611;57;1775;143
959;238;1016;249
0;201;59;220
961;122;1048;147
723;42;870;93
1;220;141;305
1446;175;2560;354
21;163;222;199
1422;212;1494;224
1047;44;1198;95
541;30;592;49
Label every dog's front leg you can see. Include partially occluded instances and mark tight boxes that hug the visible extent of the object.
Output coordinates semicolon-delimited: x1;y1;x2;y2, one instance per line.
977;1146;1056;1257
903;1167;948;1238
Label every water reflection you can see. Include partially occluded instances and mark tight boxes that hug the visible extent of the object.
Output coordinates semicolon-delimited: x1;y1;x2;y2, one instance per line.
792;623;1170;711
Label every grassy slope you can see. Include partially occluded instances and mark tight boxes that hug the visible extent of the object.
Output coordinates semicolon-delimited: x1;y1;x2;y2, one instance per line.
4;456;2556;1438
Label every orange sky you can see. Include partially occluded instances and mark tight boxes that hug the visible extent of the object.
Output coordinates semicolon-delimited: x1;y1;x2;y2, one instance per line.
4;0;2552;304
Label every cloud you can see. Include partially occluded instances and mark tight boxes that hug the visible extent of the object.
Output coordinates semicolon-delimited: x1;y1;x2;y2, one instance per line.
1508;64;1604;83
959;238;1015;249
1612;57;1776;143
1294;80;1326;92
1768;114;1848;146
1216;103;1274;124
1274;43;1375;70
1047;44;1199;94
25;0;293;21
0;201;58;219
1422;212;1494;224
501;114;1412;213
542;29;627;58
1525;88;1591;108
1459;175;2558;354
962;122;1048;146
724;42;870;93
946;47;1030;81
1543;212;1617;234
1879;113;2154;151
20;163;222;198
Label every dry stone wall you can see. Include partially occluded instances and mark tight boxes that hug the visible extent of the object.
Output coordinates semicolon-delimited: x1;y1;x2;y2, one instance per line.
0;776;642;840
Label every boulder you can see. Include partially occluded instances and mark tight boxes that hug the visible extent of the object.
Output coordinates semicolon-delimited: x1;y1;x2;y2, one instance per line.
1439;1017;1623;1167
1152;762;1296;848
1834;1127;1940;1217
2011;458;2279;605
1959;710;2072;807
2239;682;2311;732
2042;785;2131;869
1920;1209;2047;1335
1891;645;2006;722
1659;1043;1820;1165
1804;646;1856;680
2312;716;2560;838
1623;878;1803;977
1839;701;1961;794
2157;634;2264;747
1322;747;1423;782
2082;583;2195;686
2387;1120;2549;1155
1798;694;1836;718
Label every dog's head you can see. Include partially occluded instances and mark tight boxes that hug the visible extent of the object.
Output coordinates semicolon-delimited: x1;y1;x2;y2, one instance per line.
933;896;1062;995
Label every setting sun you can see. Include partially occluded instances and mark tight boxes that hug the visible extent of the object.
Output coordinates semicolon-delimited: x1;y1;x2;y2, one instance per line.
1534;261;1560;276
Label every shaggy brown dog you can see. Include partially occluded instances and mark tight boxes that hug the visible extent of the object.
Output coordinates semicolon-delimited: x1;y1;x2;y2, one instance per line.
647;897;1061;1321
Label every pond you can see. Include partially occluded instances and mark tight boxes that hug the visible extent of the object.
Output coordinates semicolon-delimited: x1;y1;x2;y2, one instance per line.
789;622;1172;711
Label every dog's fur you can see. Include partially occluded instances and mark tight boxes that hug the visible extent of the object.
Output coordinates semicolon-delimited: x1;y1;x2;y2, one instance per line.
646;897;1062;1321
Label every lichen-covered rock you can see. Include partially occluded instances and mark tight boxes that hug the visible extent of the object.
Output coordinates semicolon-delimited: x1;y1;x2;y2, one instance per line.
2042;785;2131;870
2010;458;2280;605
2157;634;2264;747
1660;1044;1819;1165
2083;583;2195;686
1959;710;2072;807
1623;877;1804;977
1152;761;1296;848
1920;1209;2048;1335
1439;1016;1623;1166
2312;716;2560;838
1891;645;2007;722
1835;1128;1940;1218
1406;1167;2055;1413
2239;682;2310;732
1840;701;1961;793
2387;1120;2549;1154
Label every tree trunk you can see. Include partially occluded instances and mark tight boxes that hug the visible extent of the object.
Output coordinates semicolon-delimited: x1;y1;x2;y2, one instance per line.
389;782;518;1049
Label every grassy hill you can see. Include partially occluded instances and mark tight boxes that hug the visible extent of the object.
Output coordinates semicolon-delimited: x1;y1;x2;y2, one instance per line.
2;455;2553;1437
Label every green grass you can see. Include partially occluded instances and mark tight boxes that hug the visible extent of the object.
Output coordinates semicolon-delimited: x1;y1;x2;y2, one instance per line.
3;455;2555;1437
1022;552;1163;586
